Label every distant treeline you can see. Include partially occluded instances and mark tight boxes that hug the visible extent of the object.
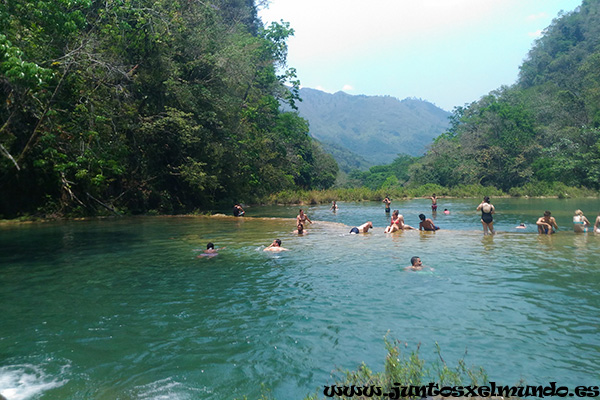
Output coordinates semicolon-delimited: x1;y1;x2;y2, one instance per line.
0;0;338;218
345;0;600;196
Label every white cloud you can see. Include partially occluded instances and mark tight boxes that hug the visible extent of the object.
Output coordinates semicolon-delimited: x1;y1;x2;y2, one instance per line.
527;12;549;21
528;29;544;38
315;85;333;93
342;84;354;91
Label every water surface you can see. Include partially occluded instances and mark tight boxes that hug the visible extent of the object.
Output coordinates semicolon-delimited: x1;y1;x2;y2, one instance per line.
1;198;600;399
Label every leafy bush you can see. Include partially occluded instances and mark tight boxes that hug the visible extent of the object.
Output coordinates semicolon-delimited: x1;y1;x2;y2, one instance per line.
239;336;489;400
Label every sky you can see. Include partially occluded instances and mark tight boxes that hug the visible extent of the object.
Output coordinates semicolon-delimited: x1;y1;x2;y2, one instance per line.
258;0;581;111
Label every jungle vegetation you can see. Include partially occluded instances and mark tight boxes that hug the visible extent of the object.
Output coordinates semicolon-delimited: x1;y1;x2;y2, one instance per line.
348;0;600;197
0;0;338;218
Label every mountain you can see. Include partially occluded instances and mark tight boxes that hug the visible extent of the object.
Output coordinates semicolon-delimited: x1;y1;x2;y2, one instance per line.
316;140;375;172
295;88;451;169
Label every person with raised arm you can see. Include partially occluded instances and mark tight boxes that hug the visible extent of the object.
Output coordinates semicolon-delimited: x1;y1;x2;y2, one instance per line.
264;239;289;252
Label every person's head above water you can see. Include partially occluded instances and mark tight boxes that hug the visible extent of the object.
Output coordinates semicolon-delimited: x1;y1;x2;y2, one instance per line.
273;239;282;246
410;256;422;266
207;242;214;250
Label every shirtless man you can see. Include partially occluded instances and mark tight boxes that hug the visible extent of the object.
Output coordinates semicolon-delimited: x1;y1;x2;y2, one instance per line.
297;209;312;225
382;197;391;213
595;212;600;233
204;242;219;254
384;210;415;233
419;214;439;231
198;242;225;258
349;221;373;234
264;239;289;252
404;256;434;272
536;211;558;235
233;203;245;217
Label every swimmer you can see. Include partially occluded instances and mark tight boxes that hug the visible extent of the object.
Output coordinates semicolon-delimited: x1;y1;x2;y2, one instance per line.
404;256;434;272
573;209;591;233
443;209;450;214
264;239;289;252
330;201;339;211
294;223;307;235
198;242;225;257
350;221;373;234
595;212;600;233
536;211;558;235
419;214;439;231
515;223;526;229
297;209;312;225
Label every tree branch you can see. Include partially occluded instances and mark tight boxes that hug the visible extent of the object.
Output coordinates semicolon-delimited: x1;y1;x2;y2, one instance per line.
0;143;20;170
16;63;71;164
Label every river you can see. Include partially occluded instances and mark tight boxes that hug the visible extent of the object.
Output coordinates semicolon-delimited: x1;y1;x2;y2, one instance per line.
1;197;599;399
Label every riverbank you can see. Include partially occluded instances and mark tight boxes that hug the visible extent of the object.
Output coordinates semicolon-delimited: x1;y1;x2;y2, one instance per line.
2;183;597;223
262;183;599;206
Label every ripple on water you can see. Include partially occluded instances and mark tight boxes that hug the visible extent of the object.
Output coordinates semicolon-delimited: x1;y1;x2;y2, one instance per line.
2;202;600;398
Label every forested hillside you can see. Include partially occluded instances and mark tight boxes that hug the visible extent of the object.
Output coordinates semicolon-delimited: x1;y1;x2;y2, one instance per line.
295;88;450;166
0;0;337;218
406;0;600;193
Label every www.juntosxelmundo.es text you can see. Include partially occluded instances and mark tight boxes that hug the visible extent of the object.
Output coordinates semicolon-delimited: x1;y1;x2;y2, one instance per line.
323;382;600;398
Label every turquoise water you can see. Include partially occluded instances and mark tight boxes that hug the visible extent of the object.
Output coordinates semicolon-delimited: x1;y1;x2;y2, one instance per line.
1;198;600;399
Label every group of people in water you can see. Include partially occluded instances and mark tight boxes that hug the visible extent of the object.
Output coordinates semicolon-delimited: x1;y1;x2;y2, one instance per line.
246;206;431;268
204;197;600;261
263;208;312;251
347;196;441;235
471;196;600;236
380;195;600;236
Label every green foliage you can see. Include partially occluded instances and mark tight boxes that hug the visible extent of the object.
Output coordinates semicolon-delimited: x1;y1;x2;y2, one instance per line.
264;184;509;206
399;1;600;193
508;181;596;198
0;34;53;88
344;154;417;190
0;0;338;218
312;335;488;400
